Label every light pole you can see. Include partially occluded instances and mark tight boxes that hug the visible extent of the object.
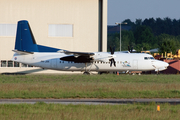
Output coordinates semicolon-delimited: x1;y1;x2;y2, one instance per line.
115;22;127;51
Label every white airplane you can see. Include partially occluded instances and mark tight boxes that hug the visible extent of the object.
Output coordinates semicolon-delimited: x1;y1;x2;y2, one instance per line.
11;20;169;74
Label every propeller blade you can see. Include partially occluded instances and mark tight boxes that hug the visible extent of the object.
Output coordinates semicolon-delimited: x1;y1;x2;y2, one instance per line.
128;45;133;53
113;46;115;54
110;46;115;55
109;58;116;67
109;46;116;67
110;59;113;67
130;46;133;53
128;45;130;52
112;58;116;67
110;46;112;54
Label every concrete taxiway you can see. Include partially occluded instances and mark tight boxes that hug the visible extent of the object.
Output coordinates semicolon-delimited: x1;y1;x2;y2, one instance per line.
0;99;180;105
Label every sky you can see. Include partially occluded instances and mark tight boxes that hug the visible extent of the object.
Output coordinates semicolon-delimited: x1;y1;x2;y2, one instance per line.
108;0;180;25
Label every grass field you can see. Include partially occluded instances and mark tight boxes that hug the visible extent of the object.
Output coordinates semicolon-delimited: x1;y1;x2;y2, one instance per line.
0;74;180;120
0;74;180;98
0;102;180;120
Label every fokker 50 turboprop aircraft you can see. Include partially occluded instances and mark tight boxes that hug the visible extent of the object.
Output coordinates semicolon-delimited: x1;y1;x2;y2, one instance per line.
12;20;169;74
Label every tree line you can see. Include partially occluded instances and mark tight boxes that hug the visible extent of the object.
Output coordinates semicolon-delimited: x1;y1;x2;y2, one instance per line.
108;17;180;54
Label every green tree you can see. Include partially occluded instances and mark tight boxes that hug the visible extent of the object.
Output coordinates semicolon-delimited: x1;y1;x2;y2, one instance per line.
135;43;151;52
135;19;142;26
108;17;180;53
107;33;120;51
158;38;180;54
122;19;134;26
133;25;155;45
107;31;135;51
121;31;135;51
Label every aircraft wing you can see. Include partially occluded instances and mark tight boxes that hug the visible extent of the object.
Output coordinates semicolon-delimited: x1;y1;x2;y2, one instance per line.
58;50;95;63
57;50;94;56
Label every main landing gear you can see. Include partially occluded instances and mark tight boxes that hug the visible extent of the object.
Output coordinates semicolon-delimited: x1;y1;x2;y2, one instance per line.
83;63;93;75
83;71;90;75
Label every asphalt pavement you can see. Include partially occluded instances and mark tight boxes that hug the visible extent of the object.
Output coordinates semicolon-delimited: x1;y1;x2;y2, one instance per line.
0;98;180;105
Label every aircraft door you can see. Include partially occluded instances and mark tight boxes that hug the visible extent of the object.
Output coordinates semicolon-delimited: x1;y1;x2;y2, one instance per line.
51;59;57;68
133;60;138;69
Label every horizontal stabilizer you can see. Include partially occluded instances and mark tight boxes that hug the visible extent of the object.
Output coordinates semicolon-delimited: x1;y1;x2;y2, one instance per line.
12;50;34;55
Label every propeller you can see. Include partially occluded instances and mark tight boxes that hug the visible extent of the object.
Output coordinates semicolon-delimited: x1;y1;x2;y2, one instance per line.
109;46;116;67
128;45;133;53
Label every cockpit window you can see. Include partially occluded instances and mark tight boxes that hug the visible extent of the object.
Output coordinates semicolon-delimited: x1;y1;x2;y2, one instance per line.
144;57;148;60
144;57;155;60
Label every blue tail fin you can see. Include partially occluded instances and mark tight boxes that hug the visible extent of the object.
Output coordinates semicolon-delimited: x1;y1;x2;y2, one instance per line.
15;20;39;52
15;20;62;52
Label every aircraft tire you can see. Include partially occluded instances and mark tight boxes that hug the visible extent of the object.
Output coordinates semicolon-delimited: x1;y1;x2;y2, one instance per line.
83;72;90;75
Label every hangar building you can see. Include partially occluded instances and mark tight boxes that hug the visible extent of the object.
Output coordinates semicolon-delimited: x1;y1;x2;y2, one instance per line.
0;0;107;74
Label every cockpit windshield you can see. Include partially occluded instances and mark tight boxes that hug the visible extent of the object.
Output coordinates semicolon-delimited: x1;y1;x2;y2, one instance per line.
144;57;155;60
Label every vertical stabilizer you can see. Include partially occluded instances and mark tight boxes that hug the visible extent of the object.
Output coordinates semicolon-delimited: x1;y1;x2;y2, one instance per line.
15;20;39;52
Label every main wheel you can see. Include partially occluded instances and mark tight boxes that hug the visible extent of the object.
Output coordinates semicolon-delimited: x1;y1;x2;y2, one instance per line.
83;72;90;75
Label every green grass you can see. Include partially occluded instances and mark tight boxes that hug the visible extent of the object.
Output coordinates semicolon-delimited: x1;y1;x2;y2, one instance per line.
0;74;180;98
0;102;180;120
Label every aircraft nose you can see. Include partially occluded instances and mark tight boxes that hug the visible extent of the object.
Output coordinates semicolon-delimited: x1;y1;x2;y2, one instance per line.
164;62;169;68
152;61;169;71
162;62;169;70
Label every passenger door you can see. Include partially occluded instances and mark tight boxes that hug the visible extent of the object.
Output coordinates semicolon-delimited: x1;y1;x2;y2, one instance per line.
133;60;138;69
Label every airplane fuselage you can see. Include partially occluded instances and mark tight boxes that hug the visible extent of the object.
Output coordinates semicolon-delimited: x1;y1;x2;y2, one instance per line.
12;52;168;72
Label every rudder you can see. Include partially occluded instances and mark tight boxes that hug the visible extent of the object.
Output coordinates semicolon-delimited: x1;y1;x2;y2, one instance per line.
15;20;39;52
